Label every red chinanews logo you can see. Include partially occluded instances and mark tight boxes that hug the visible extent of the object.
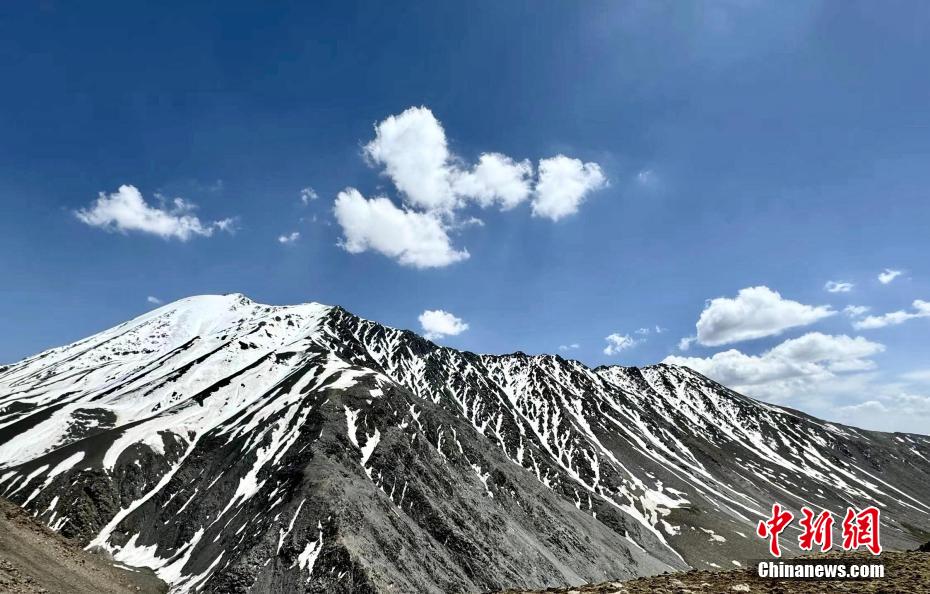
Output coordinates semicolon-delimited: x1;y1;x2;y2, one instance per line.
756;503;882;557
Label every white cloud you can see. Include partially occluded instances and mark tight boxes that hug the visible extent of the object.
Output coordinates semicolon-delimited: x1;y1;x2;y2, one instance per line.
363;106;457;211
300;187;319;204
146;296;162;305
603;333;638;355
694;286;835;346
853;299;930;330
678;336;697;351
670;289;929;434
665;284;929;433
767;332;883;368
620;326;664;337
559;343;580;351
419;309;469;340
278;231;301;244
664;332;885;400
453;153;533;210
333;188;468;268
836;392;930;432
878;268;903;284
213;218;236;233
843;305;870;318
532;155;607;221
362;106;606;217
76;185;233;241
333;106;608;267
824;280;854;293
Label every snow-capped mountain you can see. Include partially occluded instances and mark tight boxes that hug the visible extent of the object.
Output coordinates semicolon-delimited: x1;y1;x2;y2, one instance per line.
1;294;928;593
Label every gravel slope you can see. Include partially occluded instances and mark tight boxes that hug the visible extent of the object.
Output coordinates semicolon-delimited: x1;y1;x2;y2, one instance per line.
0;497;166;594
494;550;930;593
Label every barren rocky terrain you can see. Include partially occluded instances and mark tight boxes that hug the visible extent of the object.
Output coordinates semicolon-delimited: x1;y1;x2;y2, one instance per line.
496;549;930;594
0;497;167;594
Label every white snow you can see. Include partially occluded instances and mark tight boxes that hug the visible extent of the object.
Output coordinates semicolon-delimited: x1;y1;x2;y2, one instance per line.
292;525;324;583
277;498;306;555
3;294;929;592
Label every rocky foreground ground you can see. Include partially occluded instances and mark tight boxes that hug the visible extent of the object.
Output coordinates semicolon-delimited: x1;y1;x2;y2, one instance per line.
495;549;930;594
0;497;166;594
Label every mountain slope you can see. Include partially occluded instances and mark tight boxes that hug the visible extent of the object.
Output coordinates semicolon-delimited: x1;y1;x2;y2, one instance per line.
496;550;930;594
0;496;166;594
0;294;928;593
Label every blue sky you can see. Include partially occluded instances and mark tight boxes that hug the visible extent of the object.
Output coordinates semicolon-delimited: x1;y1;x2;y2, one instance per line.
1;1;929;432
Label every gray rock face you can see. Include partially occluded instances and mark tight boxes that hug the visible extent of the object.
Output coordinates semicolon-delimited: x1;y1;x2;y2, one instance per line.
0;294;928;593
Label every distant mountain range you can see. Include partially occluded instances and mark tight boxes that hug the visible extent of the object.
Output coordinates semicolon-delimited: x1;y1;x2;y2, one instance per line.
1;294;928;593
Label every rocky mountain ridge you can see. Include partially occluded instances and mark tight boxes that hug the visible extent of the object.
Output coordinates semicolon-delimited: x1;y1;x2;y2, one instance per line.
0;294;928;593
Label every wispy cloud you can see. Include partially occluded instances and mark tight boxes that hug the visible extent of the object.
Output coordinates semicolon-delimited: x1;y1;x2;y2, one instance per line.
678;336;697;351
853;299;930;330
300;187;319;204
837;392;930;431
76;185;233;241
843;305;870;318
824;280;853;293
603;333;638;355
277;231;301;245
635;169;658;188
878;268;903;284
901;369;930;384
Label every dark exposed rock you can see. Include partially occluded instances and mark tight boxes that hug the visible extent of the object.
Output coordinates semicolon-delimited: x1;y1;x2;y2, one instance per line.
0;294;928;592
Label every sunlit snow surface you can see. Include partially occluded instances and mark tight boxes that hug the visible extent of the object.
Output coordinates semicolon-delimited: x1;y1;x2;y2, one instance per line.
0;295;339;588
0;294;929;592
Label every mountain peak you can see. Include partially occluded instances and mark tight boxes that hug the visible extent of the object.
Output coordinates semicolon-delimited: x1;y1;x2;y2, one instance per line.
1;297;929;592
